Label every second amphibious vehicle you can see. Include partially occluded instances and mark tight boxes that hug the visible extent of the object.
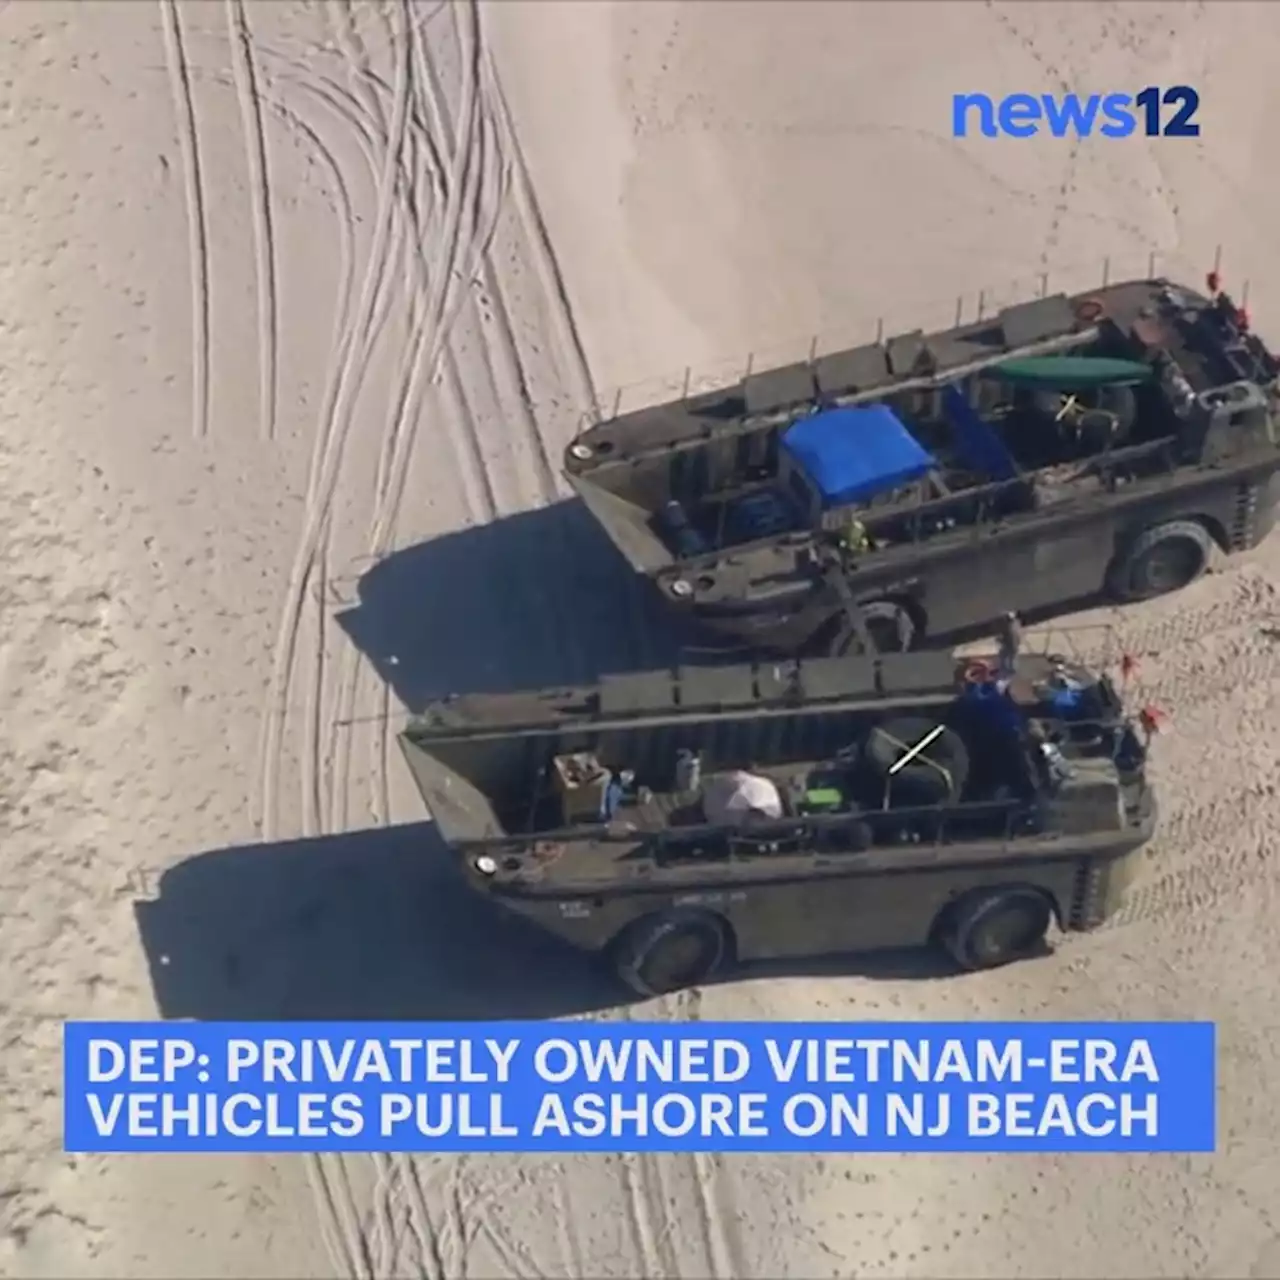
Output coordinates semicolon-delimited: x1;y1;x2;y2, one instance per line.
400;645;1158;995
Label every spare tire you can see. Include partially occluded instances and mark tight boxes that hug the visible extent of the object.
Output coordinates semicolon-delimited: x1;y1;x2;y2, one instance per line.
866;716;970;806
1030;383;1138;447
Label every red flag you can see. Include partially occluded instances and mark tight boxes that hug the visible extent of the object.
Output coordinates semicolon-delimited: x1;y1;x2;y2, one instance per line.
1120;652;1139;680
1206;270;1221;294
1139;704;1166;736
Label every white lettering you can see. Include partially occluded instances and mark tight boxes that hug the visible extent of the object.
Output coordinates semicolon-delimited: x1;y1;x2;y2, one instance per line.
227;1039;260;1081
966;1091;1159;1138
87;1041;126;1083
534;1039;577;1084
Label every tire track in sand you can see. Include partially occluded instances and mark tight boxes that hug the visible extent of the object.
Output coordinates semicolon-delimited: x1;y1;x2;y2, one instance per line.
225;0;279;441
308;4;626;1276
318;6;507;1273
236;19;420;1277
633;993;743;1280
178;54;375;1280
479;24;669;678
252;3;507;1272
254;5;412;845
316;0;503;839
158;0;211;439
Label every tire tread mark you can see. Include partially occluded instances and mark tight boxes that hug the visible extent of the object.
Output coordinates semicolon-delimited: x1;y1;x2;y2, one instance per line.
255;14;410;843
479;26;663;675
226;0;279;441
192;71;369;1280
242;16;417;1274
158;0;211;440
478;30;597;420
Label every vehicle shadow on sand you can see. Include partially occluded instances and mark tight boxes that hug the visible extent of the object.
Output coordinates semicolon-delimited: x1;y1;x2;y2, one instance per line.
135;501;1006;1023
135;821;977;1023
133;821;630;1022
334;498;710;714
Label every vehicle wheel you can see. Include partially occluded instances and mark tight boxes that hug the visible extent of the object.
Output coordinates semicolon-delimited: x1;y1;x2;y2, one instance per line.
865;715;970;804
861;599;916;653
1109;520;1214;602
611;910;729;997
940;888;1053;971
823;600;916;656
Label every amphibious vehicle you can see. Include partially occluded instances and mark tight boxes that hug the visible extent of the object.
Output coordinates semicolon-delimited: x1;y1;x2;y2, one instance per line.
564;275;1280;655
400;645;1158;995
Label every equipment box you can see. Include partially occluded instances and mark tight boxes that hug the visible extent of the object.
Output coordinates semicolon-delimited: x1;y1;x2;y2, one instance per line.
551;752;610;825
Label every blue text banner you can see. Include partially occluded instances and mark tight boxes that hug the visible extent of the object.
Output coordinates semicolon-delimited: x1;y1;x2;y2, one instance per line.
64;1020;1215;1154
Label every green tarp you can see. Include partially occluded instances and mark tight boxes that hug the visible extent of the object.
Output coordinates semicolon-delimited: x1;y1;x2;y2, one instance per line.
990;355;1153;391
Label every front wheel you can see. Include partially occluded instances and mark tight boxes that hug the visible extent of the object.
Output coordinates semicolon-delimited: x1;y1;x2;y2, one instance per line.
1108;520;1214;603
610;910;730;997
939;888;1053;971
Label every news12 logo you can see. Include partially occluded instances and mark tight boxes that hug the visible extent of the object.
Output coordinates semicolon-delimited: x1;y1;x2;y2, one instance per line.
952;88;1201;139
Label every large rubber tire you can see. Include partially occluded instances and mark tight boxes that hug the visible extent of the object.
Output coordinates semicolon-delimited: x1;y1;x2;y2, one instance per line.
1108;519;1214;603
611;910;729;997
1030;384;1137;444
859;599;916;654
865;715;970;805
824;600;917;656
940;887;1053;971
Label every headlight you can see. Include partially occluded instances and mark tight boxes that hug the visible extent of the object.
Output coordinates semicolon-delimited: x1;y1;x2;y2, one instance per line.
474;855;498;876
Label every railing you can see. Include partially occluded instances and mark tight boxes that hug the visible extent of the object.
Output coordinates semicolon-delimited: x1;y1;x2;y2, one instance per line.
580;244;1229;428
959;619;1134;673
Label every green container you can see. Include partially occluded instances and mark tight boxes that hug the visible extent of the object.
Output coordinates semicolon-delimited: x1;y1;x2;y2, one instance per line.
804;787;844;812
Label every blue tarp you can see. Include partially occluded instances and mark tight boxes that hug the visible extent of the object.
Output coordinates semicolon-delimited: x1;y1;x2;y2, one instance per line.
941;385;1018;482
780;405;935;508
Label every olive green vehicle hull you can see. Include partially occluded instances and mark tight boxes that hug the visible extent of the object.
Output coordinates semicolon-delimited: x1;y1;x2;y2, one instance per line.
459;803;1156;969
400;650;1158;987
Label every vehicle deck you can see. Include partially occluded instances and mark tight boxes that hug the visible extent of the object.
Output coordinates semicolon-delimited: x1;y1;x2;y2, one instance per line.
561;277;1279;595
402;652;1148;894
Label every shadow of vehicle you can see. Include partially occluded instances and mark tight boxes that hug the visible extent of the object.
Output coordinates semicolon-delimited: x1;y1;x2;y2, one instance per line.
134;822;630;1022
135;822;1002;1023
336;499;700;714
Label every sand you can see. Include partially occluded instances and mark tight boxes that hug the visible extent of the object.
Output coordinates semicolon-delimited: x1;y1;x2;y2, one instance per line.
3;0;1280;1275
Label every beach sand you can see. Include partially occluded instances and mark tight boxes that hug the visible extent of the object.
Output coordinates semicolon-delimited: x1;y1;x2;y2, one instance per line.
3;1;1280;1275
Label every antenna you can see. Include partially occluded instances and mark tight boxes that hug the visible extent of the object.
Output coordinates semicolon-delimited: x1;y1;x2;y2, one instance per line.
1207;244;1223;296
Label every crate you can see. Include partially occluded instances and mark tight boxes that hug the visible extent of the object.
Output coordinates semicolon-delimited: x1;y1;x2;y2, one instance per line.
551;752;611;825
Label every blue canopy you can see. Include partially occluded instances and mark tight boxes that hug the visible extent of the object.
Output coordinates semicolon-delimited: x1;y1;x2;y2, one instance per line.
781;405;935;508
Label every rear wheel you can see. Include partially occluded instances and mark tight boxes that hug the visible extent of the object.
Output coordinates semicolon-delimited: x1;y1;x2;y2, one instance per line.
939;887;1053;971
611;910;729;997
1109;520;1214;602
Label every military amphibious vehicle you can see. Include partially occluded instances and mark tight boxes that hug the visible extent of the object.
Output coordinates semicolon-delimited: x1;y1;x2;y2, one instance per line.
400;646;1158;996
564;275;1280;655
